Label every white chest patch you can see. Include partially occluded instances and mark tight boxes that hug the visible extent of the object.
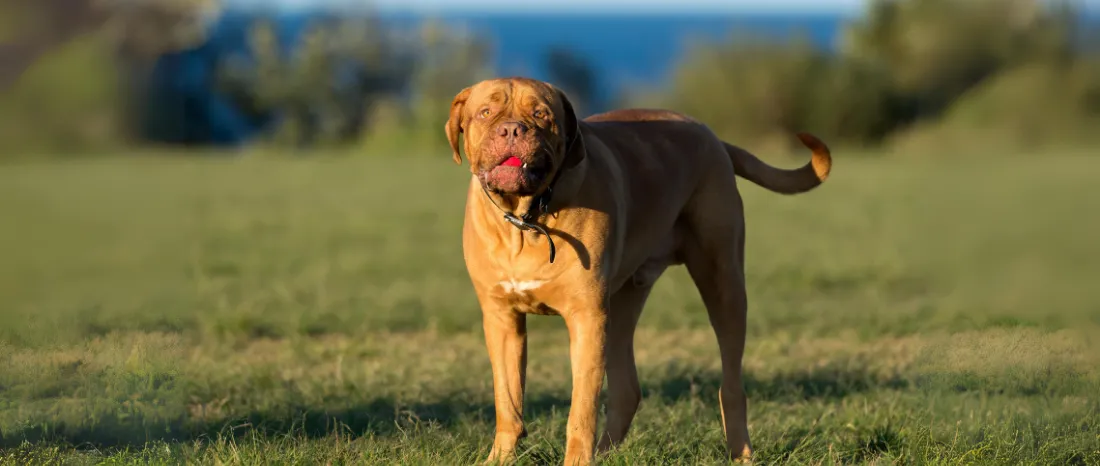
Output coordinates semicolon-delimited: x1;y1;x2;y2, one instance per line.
499;279;547;293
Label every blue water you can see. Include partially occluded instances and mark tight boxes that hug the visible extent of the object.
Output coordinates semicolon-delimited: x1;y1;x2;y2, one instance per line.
381;13;845;95
141;12;848;145
139;10;1100;145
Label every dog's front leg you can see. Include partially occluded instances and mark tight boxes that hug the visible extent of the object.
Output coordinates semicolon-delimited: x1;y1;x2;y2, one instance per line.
563;304;608;466
483;309;528;464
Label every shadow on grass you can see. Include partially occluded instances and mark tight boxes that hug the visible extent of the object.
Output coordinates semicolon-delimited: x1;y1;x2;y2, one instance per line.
1;365;909;450
653;367;909;403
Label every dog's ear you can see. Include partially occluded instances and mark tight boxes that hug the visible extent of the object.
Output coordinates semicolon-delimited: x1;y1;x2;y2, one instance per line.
444;86;473;165
555;88;586;169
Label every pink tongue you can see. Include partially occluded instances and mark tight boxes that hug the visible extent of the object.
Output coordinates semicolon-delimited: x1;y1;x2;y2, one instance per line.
501;156;523;167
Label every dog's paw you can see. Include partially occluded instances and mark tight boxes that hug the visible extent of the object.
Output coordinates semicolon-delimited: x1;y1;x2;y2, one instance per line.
483;447;518;465
730;445;754;464
595;436;619;456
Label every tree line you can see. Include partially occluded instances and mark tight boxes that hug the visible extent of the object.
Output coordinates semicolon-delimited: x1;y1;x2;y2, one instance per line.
1;0;1097;157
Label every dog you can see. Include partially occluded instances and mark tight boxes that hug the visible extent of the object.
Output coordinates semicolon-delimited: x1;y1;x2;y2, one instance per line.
444;77;831;465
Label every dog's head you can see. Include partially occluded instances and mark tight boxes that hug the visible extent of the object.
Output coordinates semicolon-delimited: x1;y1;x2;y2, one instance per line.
444;77;585;195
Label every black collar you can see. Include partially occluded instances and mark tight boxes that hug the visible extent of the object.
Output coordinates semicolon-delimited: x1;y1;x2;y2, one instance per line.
480;130;580;264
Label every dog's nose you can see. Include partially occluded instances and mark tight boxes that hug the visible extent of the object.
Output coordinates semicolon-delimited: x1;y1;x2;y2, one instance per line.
496;121;528;140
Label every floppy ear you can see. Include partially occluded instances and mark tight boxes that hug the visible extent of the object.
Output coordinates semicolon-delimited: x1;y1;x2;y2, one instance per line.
555;88;587;169
444;86;473;165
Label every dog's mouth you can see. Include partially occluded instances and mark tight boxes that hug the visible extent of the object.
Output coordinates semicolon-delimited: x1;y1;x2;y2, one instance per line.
499;156;526;169
482;152;551;194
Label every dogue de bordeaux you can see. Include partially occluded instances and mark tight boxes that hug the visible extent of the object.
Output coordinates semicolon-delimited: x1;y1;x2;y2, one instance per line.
444;77;832;465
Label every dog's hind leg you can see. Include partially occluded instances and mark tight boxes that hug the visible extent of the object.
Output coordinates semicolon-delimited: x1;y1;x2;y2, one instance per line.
681;183;754;462
597;279;657;454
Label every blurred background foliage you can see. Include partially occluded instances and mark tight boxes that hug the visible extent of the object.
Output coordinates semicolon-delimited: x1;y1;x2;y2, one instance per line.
1;0;1098;158
661;0;1100;152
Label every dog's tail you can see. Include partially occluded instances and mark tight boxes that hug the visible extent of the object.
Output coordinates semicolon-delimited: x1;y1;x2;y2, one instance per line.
723;133;832;195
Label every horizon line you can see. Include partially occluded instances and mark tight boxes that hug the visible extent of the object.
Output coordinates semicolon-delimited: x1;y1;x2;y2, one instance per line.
220;0;867;15
218;0;1098;17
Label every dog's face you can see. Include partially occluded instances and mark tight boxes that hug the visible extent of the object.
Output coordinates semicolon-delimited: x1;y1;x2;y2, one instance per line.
445;77;584;195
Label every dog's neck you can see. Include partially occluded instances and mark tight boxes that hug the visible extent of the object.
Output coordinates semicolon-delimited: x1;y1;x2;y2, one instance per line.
480;129;586;223
481;166;568;223
477;131;587;264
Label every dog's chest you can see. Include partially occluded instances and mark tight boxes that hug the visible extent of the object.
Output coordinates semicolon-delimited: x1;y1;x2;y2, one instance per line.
498;278;548;294
488;275;560;316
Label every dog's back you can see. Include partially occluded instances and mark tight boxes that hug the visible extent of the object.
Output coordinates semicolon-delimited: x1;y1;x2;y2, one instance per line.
585;107;831;195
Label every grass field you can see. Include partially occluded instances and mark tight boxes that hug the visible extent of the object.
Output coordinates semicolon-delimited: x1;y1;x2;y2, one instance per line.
1;151;1099;465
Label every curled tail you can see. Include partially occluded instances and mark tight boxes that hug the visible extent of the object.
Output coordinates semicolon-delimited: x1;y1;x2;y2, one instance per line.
724;133;832;194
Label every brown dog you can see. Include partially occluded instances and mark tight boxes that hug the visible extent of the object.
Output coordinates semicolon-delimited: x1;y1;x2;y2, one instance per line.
445;77;831;465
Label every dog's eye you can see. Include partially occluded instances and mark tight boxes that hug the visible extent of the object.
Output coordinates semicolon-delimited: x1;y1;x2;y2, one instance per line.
533;109;546;119
478;109;491;119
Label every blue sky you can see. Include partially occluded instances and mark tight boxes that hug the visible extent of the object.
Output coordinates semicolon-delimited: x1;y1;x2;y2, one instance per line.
221;0;868;14
368;0;862;13
222;0;1100;14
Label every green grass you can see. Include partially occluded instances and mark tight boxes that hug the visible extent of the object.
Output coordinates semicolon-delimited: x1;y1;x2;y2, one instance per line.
1;151;1099;465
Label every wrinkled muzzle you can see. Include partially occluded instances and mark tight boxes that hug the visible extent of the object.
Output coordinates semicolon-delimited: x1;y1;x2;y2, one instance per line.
477;120;554;195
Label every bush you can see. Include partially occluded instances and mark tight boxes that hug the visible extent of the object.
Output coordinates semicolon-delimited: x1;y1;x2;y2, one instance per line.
545;46;600;115
0;32;125;157
892;60;1100;153
664;36;896;150
841;0;1079;121
654;0;1097;153
356;19;493;153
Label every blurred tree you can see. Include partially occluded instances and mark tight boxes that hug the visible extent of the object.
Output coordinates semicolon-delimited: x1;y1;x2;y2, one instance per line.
656;0;1096;151
0;0;219;154
328;16;416;141
665;34;896;149
1;0;495;153
841;0;1080;121
0;0;216;89
0;0;106;88
401;20;493;144
544;46;598;115
218;19;334;148
1;0;101;90
0;33;125;155
217;13;437;149
100;0;219;61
